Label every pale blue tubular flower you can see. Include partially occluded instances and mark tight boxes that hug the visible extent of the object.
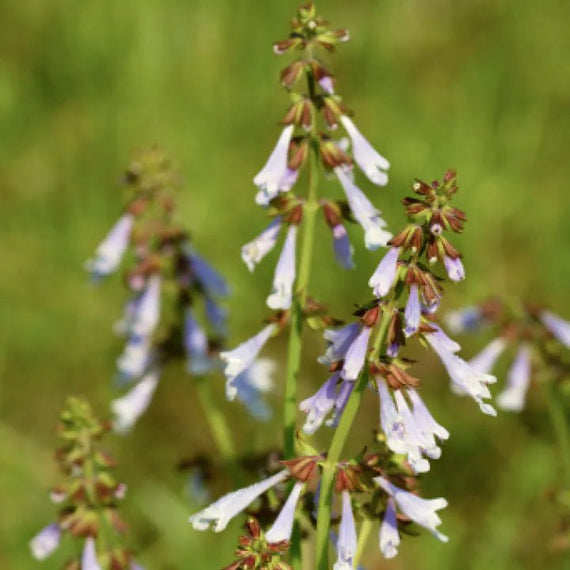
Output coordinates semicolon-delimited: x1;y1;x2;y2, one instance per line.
334;167;392;250
220;323;277;400
497;344;532;412
427;324;461;353
339;115;390;186
444;305;483;335
189;469;290;532
369;247;400;298
300;372;340;433
443;255;465;282
404;284;421;337
82;537;102;570
130;274;161;338
377;377;407;455
29;523;61;560
333;491;358;570
231;357;276;421
342;326;372;380
469;337;508;374
116;336;152;380
374;477;448;543
241;217;283;272
540;310;570;348
265;481;305;544
426;331;497;416
111;369;160;434
205;296;228;338
331;223;355;269
254;125;297;206
408;388;450;446
379;497;400;559
186;248;230;298
267;225;298;310
318;323;362;366
326;380;356;429
85;214;134;279
184;309;213;375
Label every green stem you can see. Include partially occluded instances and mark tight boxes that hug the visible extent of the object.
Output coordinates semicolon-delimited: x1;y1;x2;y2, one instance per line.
544;380;570;486
315;304;394;570
354;517;374;567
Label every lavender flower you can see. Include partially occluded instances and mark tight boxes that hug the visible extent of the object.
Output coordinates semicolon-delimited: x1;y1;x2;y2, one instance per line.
265;482;305;543
540;310;570;348
300;373;340;433
86;214;134;278
189;469;289;532
82;537;102;570
469;337;508;374
326;380;355;429
497;344;532;412
130;274;161;337
111;369;160;433
333;491;357;570
342;326;372;380
369;247;400;298
340;115;390;186
220;324;277;400
205;296;228;337
377;378;407;455
187;249;230;298
331;223;355;269
379;498;400;559
116;336;152;380
408;388;450;446
231;358;275;421
427;324;462;353
184;309;213;375
374;477;448;543
29;524;61;560
241;217;283;272
443;256;465;282
254;125;296;206
267;225;298;310
444;306;483;334
404;284;421;337
318;323;362;366
335;167;392;250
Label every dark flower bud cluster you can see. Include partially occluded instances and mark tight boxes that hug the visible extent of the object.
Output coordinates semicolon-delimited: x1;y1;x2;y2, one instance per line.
30;397;142;569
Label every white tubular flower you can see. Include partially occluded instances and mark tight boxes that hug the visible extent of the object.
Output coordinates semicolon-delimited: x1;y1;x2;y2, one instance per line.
29;524;61;560
333;491;358;570
469;337;508;374
379;498;400;559
497;344;532;412
369;247;400;298
220;324;277;400
265;482;305;544
540;310;570;348
427;332;497;416
116;336;152;380
335;167;392;250
341;326;372;380
231;358;276;421
81;537;102;570
374;477;449;543
86;214;134;278
318;323;361;366
241;217;283;272
266;225;298;310
254;125;296;206
130;274;161;337
189;469;290;532
340;115;390;186
111;369;160;434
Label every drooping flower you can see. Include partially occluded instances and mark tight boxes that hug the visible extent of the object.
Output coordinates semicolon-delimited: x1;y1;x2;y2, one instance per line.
86;214;134;278
267;225;298;310
444;306;483;334
111;369;160;433
335;167;392;250
469;337;508;374
130;274;161;338
189;470;290;532
254;125;296;206
443;256;465;282
540;310;570;348
186;248;230;298
331;223;355;269
497;344;532;412
318;323;362;366
379;498;400;559
374;477;448;543
241;217;283;272
326;381;355;428
265;482;305;544
231;358;276;421
426;332;497;416
204;296;228;338
81;537;103;570
29;524;61;560
407;388;450;446
377;378;407;455
369;247;400;298
427;324;462;353
116;336;152;380
340;116;390;186
404;284;421;337
333;491;358;570
184;309;213;375
220;324;277;400
342;326;372;380
300;373;340;433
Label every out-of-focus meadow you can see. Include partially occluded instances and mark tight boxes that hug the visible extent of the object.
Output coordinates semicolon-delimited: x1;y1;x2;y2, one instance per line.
1;0;569;568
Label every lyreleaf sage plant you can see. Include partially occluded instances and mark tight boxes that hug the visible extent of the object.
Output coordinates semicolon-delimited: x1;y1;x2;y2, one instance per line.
30;397;142;569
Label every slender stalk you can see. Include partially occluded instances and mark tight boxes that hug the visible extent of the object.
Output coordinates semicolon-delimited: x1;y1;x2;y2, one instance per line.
315;304;394;570
354;517;374;567
544;380;570;486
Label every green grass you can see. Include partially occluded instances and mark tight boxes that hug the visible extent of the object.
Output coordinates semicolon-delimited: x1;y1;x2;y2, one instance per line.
1;0;569;568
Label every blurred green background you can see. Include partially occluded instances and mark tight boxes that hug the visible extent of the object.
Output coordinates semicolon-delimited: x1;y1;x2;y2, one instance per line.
1;0;569;568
